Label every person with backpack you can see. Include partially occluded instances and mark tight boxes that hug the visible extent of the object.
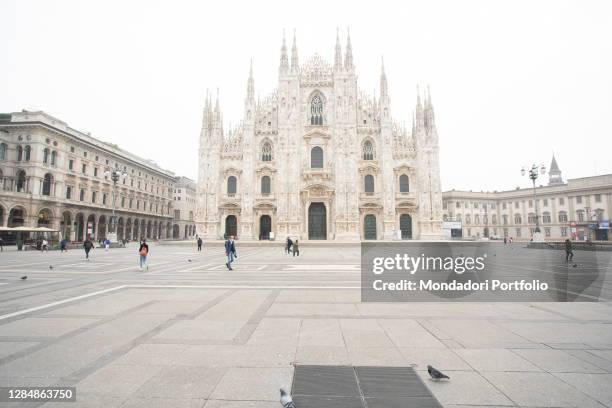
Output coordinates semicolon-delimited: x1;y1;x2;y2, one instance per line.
139;239;149;271
83;238;94;260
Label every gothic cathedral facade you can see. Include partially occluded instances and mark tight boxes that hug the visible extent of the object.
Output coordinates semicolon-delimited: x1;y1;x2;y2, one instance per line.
196;31;443;241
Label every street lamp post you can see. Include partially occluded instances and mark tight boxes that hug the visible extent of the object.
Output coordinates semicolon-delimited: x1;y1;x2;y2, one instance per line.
521;164;546;241
104;168;127;242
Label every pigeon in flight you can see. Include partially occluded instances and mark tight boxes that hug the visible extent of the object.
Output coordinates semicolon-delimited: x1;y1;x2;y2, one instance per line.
280;388;296;408
20;276;27;280
427;365;449;380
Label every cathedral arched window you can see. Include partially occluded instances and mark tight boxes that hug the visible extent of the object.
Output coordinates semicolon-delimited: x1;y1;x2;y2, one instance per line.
399;174;409;193
261;141;272;161
24;145;31;161
51;150;57;166
17;145;23;161
362;140;374;160
43;148;50;164
311;146;323;169
310;95;323;125
364;174;375;194
227;176;237;196
261;176;271;194
16;170;26;192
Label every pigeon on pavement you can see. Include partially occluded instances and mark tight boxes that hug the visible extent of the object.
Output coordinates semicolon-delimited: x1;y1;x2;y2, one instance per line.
188;259;192;262
427;365;449;380
49;265;54;270
280;388;296;408
572;264;577;268
20;276;27;280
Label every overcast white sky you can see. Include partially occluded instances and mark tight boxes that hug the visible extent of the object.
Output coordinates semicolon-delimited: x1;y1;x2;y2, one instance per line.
1;0;611;191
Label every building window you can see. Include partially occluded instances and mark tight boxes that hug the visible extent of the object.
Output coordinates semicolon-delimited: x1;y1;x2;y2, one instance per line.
362;140;374;160
528;213;536;224
68;159;74;170
92;191;97;203
456;202;460;208
0;143;7;160
43;148;49;164
515;202;519;209
24;145;31;161
94;167;98;177
70;146;75;153
121;196;126;207
50;150;57;165
103;193;107;205
310;95;323;125
227;176;237;195
465;215;471;225
364;174;375;194
261;141;273;161
261;176;271;194
577;210;584;222
559;197;565;205
544;227;551;237
514;214;522;224
474;202;479;209
79;189;85;201
542;212;551;223
502;203;507;210
558;212;568;222
66;186;72;199
576;196;582;204
561;227;567;237
595;194;602;203
174;209;180;220
42;173;53;196
82;164;87;174
399;174;409;193
311;146;323;168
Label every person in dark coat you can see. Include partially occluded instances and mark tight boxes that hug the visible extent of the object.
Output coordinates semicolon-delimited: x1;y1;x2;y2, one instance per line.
197;237;203;252
225;235;237;270
565;239;574;262
83;238;94;260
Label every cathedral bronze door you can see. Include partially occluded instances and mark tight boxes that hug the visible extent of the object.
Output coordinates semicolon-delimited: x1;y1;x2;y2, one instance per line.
364;214;377;240
400;214;412;239
225;215;237;238
308;203;327;240
259;215;271;240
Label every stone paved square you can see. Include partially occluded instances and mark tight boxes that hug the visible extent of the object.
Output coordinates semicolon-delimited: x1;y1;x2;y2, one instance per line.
0;242;610;407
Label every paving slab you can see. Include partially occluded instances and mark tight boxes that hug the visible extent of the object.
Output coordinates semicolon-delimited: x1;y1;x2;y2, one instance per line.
297;318;345;347
554;373;612;407
482;371;605;407
208;367;293;401
0;317;98;338
512;348;605;373
76;363;163;397
134;366;226;399
454;348;541;372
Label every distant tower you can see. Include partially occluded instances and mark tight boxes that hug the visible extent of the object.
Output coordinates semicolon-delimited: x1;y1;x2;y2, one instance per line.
548;155;563;185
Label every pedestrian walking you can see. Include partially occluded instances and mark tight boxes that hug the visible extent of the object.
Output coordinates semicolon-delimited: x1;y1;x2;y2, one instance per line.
292;239;300;257
139;239;149;270
0;237;4;252
41;238;49;252
565;238;574;262
104;238;110;251
503;236;507;245
225;235;237;270
285;236;293;254
60;238;67;252
197;237;203;252
83;238;94;260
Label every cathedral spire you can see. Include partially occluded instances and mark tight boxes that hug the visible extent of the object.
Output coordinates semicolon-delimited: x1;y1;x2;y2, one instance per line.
279;30;289;73
416;85;424;129
291;29;299;72
246;58;255;101
380;56;388;100
334;27;343;71
344;27;353;70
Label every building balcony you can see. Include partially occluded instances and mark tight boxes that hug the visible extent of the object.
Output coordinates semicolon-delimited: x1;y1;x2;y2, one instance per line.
302;167;333;182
